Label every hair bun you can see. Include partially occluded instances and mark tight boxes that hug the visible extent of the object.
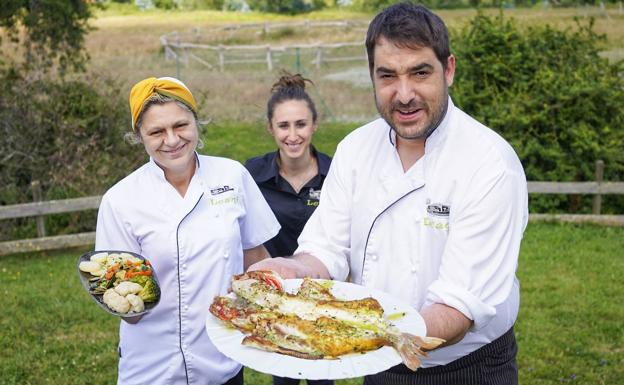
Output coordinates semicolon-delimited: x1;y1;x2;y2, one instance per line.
271;72;312;93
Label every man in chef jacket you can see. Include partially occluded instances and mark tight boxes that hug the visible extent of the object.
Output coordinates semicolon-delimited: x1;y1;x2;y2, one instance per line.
249;3;528;384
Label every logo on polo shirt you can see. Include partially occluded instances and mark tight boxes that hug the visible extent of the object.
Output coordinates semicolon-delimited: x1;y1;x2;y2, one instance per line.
307;188;321;200
210;185;234;195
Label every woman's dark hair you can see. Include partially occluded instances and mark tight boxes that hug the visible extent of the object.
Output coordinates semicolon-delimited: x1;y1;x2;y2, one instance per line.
267;72;317;123
365;2;450;73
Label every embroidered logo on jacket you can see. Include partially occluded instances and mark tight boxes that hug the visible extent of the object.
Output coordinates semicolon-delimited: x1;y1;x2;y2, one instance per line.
210;185;234;195
426;203;450;217
424;202;450;231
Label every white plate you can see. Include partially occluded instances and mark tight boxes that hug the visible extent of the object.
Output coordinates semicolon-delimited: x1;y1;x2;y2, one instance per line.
205;279;426;380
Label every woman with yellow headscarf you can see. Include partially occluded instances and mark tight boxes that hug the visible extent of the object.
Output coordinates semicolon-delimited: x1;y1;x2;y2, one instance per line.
95;76;280;385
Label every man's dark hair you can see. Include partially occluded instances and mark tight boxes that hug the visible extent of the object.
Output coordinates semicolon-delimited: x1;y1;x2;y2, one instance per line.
365;2;450;73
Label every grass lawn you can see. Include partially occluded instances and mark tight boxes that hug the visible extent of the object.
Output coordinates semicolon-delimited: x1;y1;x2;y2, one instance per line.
200;121;358;162
0;222;622;384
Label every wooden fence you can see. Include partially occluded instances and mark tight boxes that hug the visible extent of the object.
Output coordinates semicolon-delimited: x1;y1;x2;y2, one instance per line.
1;161;623;256
160;20;370;72
161;37;367;72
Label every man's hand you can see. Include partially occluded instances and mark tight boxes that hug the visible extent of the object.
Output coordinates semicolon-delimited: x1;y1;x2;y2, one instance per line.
247;253;331;279
243;245;271;271
420;303;473;348
247;257;301;278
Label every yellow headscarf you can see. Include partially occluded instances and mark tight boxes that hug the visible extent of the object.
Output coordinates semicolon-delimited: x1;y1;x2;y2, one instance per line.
129;77;198;132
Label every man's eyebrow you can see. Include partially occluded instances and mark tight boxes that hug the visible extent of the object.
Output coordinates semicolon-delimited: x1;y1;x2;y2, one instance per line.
409;63;434;72
375;67;395;75
376;63;435;75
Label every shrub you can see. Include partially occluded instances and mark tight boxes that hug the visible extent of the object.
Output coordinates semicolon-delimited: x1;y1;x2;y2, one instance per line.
247;0;326;14
450;13;624;213
0;67;145;240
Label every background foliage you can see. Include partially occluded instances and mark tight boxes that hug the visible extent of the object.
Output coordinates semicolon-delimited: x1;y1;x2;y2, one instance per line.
0;0;92;74
451;13;624;213
131;0;624;12
0;69;144;240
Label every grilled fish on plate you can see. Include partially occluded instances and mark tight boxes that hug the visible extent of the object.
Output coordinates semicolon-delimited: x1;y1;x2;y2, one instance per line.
209;271;444;371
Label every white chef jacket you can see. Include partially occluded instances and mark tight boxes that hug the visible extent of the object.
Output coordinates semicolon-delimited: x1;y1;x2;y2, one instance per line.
96;154;280;385
296;98;528;367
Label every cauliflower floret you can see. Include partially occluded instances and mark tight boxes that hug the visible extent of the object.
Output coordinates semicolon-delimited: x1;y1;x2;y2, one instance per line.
114;281;143;296
126;294;145;313
79;261;102;274
119;253;141;265
103;289;130;313
89;252;108;264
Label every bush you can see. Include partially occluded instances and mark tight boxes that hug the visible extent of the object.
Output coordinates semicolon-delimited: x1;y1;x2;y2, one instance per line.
247;0;326;14
0;67;145;240
450;13;624;213
154;0;178;9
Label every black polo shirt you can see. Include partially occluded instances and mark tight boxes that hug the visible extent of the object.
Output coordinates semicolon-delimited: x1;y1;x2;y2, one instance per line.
245;148;332;258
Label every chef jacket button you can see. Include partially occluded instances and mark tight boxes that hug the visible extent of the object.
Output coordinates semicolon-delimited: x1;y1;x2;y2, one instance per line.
223;251;229;259
411;266;417;273
371;255;378;261
182;264;187;269
185;305;189;311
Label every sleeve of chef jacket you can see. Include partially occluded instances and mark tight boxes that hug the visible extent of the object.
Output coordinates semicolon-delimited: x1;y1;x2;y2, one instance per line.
238;167;281;250
95;192;141;254
424;151;528;331
295;141;352;281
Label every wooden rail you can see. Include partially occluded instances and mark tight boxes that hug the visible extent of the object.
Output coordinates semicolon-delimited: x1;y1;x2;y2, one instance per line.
1;161;623;256
160;30;367;72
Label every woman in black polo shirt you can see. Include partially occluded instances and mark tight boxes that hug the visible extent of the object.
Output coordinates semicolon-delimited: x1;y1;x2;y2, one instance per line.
244;73;332;385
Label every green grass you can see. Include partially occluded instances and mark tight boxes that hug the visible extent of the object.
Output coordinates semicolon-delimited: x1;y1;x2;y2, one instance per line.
514;223;624;384
200;121;359;163
1;222;622;384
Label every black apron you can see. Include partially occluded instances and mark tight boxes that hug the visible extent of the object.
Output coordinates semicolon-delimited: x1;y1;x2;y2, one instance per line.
364;328;518;385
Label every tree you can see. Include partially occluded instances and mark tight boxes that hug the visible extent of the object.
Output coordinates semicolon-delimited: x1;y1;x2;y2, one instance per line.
0;0;92;74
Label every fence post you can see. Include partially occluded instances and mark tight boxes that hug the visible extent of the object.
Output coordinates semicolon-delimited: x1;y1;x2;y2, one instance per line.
266;46;273;71
31;180;46;237
315;46;323;69
592;159;604;214
295;47;301;73
218;46;225;72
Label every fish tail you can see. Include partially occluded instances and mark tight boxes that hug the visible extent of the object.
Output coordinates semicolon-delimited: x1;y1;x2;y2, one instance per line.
395;333;445;371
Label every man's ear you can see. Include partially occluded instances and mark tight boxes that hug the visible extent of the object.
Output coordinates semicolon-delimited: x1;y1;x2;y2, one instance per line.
445;54;456;87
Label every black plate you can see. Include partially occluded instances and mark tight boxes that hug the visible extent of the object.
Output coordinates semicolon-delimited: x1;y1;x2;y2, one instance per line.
77;250;161;317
